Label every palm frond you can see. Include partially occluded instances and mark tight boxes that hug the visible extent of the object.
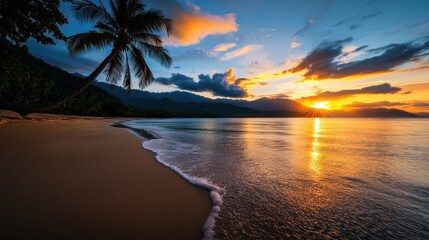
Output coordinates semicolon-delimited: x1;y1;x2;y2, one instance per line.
104;51;124;85
122;56;132;91
116;0;128;28
107;0;119;23
94;22;117;35
127;0;146;18
66;31;115;56
138;42;172;68
132;33;163;46
72;0;118;30
129;43;154;89
72;0;108;22
129;9;172;36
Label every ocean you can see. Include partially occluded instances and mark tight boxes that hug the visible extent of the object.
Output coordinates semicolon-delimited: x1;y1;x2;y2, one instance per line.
123;118;429;239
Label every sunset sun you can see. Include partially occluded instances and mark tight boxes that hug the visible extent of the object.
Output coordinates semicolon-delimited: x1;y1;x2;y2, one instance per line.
311;102;330;109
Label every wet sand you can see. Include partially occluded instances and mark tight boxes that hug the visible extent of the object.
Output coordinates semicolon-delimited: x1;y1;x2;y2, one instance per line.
0;114;211;240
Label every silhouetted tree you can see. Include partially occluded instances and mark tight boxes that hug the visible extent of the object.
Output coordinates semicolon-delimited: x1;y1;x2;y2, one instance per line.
0;0;71;47
1;0;172;115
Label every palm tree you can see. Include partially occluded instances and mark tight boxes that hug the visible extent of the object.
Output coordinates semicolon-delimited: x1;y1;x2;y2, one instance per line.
7;0;172;115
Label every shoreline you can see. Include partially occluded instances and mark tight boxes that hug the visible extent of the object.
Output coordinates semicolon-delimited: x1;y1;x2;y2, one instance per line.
116;120;224;239
0;114;212;239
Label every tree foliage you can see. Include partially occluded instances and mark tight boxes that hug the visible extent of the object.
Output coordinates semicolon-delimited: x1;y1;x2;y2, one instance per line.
0;0;71;46
67;0;172;90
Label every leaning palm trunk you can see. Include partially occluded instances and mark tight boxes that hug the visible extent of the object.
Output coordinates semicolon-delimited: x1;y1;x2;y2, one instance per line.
1;0;172;116
40;47;122;112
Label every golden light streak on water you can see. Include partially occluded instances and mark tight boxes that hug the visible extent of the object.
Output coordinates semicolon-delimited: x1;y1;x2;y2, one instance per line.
310;118;321;176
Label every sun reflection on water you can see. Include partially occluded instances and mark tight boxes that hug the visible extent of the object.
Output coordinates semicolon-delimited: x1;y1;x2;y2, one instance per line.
310;118;321;176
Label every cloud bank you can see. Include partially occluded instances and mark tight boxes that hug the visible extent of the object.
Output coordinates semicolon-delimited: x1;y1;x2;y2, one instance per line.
299;83;401;102
149;0;238;46
342;100;429;110
156;68;249;98
344;101;406;108
288;37;429;81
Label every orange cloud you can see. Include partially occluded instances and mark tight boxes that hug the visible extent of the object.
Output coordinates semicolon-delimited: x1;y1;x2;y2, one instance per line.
290;41;301;48
224;68;238;84
154;0;238;46
221;45;260;61
213;43;237;52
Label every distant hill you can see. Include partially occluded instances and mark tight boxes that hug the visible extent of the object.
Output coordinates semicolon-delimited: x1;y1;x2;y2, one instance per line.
415;112;429;117
93;81;420;118
93;81;309;115
329;108;417;117
94;81;210;103
94;81;420;118
214;97;310;112
131;97;259;117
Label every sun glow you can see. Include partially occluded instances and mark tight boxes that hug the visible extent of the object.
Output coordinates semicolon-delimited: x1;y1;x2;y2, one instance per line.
311;101;330;109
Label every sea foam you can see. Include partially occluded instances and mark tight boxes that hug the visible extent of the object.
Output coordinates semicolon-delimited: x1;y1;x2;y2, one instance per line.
121;120;224;240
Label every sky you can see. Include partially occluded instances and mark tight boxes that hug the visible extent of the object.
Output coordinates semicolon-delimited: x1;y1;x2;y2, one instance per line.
28;0;429;113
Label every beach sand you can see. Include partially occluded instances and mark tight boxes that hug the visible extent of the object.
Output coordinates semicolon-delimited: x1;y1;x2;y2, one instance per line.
0;114;211;239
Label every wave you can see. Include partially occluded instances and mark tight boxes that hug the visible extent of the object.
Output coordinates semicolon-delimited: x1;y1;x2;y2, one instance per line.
117;120;224;240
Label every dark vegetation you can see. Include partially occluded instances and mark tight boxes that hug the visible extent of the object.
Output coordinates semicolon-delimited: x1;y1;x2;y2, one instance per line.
0;41;173;117
0;0;70;46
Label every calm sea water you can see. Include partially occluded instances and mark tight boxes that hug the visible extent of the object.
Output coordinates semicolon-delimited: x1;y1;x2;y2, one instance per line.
124;118;429;239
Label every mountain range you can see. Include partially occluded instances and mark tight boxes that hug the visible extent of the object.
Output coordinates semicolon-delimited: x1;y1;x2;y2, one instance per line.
91;80;418;118
93;81;306;117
